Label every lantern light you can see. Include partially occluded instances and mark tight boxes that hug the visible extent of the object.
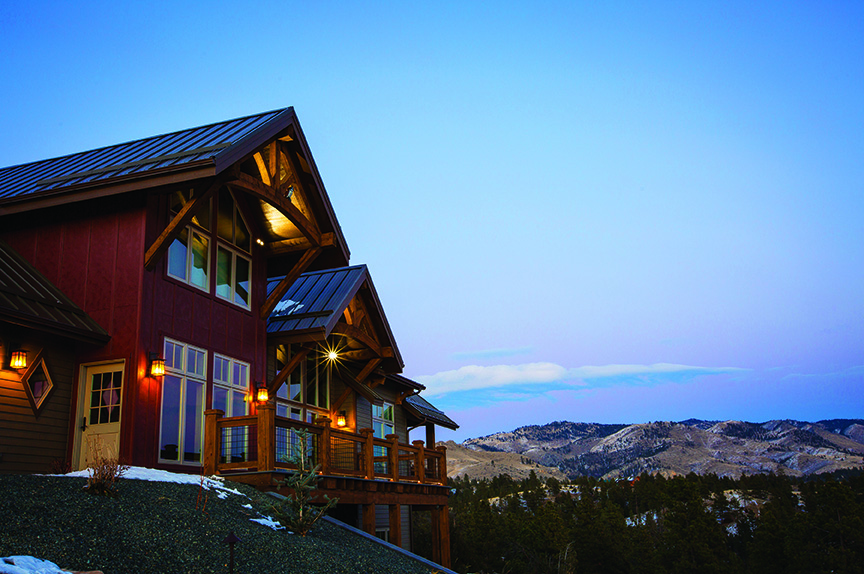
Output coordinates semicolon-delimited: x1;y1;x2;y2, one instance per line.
336;410;347;428
256;382;269;403
149;352;165;377
10;350;27;369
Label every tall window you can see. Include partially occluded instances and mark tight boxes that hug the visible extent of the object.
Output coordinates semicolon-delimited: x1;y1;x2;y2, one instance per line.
373;402;395;440
213;354;250;463
159;339;206;465
165;188;251;309
216;189;251;308
274;344;329;423
167;189;210;291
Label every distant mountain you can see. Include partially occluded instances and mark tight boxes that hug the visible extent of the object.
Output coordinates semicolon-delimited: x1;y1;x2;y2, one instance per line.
456;419;864;479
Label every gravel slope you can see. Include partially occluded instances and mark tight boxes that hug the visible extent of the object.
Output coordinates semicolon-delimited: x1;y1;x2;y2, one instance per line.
0;474;436;574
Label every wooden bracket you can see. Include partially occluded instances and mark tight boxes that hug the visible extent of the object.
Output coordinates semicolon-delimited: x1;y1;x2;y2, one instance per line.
267;346;310;395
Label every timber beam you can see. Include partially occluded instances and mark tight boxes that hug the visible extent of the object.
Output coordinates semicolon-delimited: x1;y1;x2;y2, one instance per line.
144;176;223;271
227;171;321;245
267;346;310;395
260;246;322;319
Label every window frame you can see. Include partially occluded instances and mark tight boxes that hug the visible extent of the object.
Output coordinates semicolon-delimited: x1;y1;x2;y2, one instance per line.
158;338;207;466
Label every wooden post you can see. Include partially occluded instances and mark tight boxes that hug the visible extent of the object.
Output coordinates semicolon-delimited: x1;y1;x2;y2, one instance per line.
362;503;376;536
360;428;375;479
430;505;441;564
203;409;224;476
425;422;436;449
317;416;331;475
439;504;451;568
386;433;399;480
412;440;426;483
389;504;402;548
257;403;276;472
436;444;448;486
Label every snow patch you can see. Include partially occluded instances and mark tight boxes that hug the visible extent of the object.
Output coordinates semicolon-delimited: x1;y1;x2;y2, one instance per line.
0;556;68;574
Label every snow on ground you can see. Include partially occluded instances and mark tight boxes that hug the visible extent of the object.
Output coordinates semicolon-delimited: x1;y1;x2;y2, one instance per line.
55;466;246;497
0;556;70;574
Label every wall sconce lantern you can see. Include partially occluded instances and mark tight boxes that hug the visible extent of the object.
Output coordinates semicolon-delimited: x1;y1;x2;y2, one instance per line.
256;382;269;403
10;350;27;370
336;410;347;428
149;352;165;377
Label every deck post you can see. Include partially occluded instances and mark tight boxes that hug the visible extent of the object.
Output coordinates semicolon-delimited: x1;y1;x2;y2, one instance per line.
389;503;402;548
386;433;399;480
203;409;224;475
360;428;375;479
439;504;451;568
362;503;376;536
257;402;276;472
412;440;426;483
436;444;448;485
317;416;331;475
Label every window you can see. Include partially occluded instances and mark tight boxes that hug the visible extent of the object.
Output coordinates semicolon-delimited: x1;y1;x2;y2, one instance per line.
215;189;251;308
167;190;210;292
274;344;329;422
22;356;54;414
373;402;395;440
165;188;252;309
159;339;206;465
213;354;250;463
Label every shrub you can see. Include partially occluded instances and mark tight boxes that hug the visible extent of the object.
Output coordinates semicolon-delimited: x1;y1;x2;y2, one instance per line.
83;435;128;496
270;428;337;535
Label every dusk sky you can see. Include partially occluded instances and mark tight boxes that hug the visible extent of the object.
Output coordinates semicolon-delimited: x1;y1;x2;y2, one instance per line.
2;2;862;441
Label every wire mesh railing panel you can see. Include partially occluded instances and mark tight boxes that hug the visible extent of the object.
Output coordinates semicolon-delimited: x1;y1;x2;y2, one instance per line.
220;424;256;464
276;426;319;467
425;455;440;480
330;435;364;473
398;449;417;480
373;443;391;476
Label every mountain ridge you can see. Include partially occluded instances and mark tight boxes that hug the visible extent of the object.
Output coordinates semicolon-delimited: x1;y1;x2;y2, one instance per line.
451;418;864;479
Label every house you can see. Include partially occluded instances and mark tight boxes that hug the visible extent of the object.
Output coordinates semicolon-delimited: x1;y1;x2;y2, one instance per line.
0;108;457;567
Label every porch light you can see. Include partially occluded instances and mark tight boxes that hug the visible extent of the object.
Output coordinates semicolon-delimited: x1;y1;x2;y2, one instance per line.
149;352;165;377
256;382;269;403
336;411;347;428
10;350;27;369
327;350;338;361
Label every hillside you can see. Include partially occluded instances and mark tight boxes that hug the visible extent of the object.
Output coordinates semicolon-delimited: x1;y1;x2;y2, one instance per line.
0;470;439;574
442;440;566;481
459;419;864;479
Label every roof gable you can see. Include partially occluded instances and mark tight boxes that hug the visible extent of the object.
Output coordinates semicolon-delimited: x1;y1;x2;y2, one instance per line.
267;264;403;371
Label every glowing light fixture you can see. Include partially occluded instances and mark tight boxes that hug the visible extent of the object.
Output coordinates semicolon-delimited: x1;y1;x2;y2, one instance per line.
256;382;269;403
327;350;339;361
149;352;165;377
256;238;265;246
336;410;347;428
10;350;27;369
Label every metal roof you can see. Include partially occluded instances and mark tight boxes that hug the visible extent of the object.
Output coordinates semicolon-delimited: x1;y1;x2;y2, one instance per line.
404;394;459;430
0;108;290;203
267;265;368;335
0;241;110;345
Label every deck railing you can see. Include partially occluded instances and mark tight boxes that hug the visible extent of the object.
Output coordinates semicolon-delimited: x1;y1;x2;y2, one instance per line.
203;403;447;485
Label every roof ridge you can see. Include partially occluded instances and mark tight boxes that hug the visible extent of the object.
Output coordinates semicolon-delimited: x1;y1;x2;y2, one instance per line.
0;108;290;173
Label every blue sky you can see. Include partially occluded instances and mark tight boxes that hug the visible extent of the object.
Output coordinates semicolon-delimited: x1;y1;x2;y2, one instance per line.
2;1;862;441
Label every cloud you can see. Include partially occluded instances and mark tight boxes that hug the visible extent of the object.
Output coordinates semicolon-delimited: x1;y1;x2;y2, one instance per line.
417;362;567;396
417;362;747;397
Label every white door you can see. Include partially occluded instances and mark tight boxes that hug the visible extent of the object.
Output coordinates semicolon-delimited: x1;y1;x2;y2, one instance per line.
77;363;124;470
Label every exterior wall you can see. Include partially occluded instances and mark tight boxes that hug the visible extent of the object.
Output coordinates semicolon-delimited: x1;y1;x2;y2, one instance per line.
0;332;77;474
0;195;148;470
135;190;269;470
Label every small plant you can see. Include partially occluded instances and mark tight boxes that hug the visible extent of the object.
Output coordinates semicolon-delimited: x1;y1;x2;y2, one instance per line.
83;435;128;496
270;428;337;536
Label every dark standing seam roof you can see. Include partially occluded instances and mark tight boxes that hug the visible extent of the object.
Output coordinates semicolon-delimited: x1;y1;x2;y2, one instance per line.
0;241;110;345
404;394;459;430
0;108;289;202
267;265;368;336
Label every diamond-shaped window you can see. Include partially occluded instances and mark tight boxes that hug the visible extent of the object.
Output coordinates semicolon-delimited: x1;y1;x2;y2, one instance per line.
22;352;54;415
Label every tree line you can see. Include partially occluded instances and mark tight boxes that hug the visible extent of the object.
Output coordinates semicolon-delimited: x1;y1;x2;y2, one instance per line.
443;468;864;574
